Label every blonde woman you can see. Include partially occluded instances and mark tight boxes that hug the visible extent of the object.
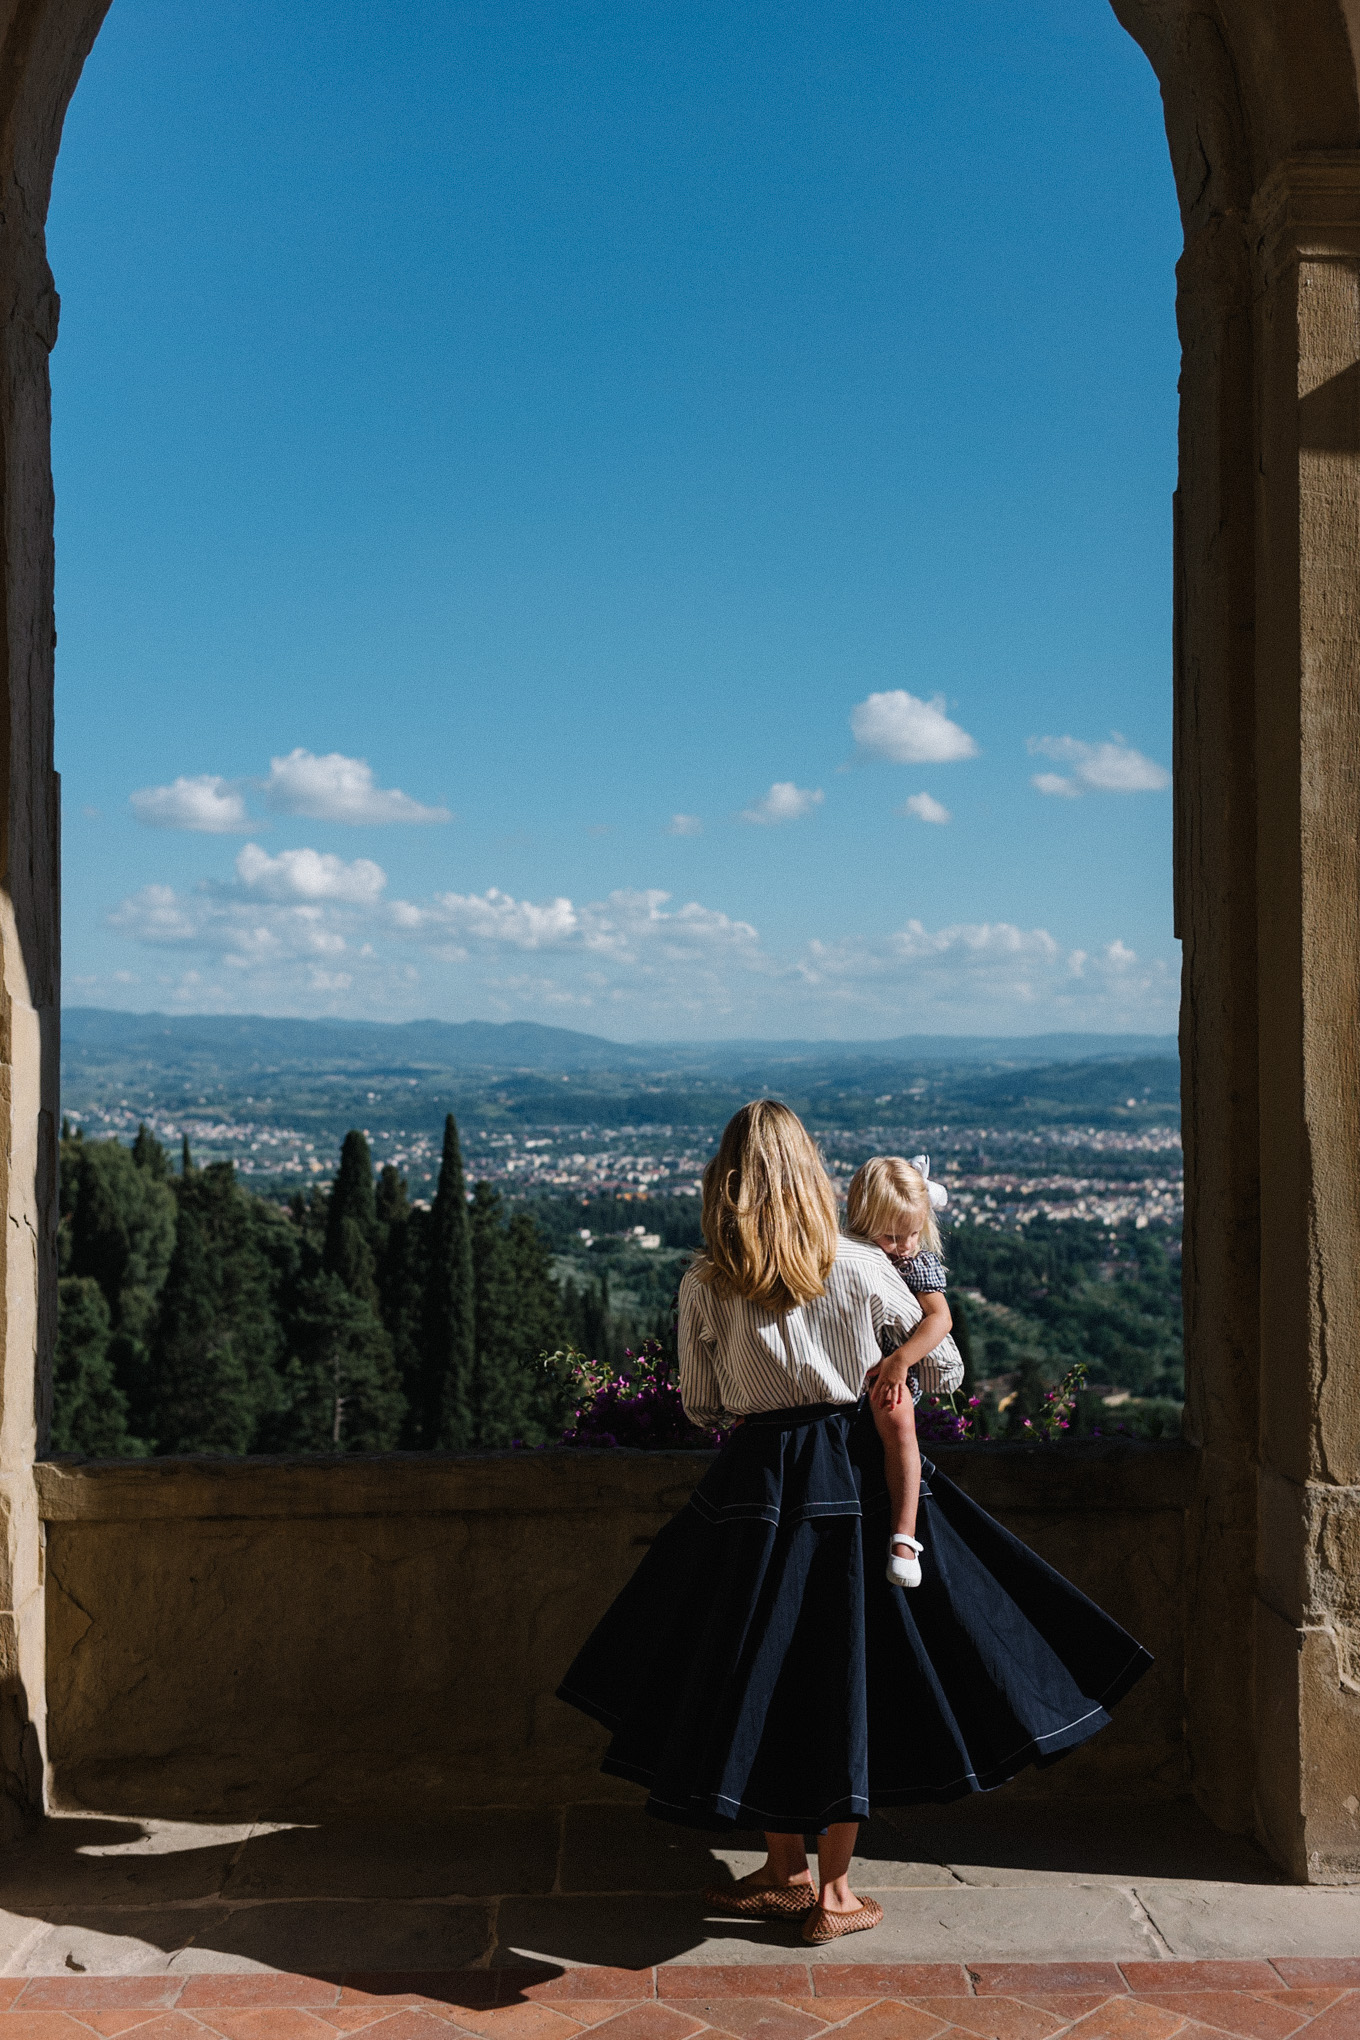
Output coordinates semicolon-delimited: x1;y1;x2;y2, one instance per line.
558;1102;1150;1946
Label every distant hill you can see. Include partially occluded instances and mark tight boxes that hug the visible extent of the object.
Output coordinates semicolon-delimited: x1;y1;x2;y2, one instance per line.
60;1008;1179;1143
62;1008;1177;1080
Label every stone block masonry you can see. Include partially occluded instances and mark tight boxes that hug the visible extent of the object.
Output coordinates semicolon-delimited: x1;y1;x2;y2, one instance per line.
33;1445;1192;1822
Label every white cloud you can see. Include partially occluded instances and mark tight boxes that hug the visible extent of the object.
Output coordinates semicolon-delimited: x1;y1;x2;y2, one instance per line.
105;846;1174;1033
667;814;703;836
263;749;451;825
851;690;978;765
741;781;825;825
1028;735;1169;795
110;884;200;941
419;889;579;949
130;775;253;833
899;792;951;825
401;886;761;963
235;843;387;904
791;917;1171;1028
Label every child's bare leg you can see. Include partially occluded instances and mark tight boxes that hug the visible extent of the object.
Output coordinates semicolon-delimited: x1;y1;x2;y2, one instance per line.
872;1392;921;1541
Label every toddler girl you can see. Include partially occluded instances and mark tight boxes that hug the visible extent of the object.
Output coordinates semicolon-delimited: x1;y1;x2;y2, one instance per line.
845;1154;963;1590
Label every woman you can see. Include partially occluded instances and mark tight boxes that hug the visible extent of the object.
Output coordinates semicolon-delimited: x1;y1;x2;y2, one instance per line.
558;1102;1151;1943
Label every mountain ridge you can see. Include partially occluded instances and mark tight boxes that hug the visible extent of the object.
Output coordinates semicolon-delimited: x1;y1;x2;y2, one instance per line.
62;1006;1177;1077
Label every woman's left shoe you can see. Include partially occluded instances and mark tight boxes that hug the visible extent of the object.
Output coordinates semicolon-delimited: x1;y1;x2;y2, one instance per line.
801;1896;884;1943
887;1534;923;1588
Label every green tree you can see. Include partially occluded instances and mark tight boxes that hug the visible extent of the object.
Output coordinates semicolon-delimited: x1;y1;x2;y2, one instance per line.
503;1209;575;1443
469;1181;521;1445
146;1192;255;1454
376;1165;429;1447
50;1276;144;1457
146;1162;294;1453
421;1115;475;1448
324;1130;381;1307
60;1128;177;1434
276;1273;405;1452
132;1123;170;1180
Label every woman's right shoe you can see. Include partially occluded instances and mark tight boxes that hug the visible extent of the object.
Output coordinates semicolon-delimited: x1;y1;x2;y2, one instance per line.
887;1534;923;1588
801;1896;884;1942
702;1872;819;1917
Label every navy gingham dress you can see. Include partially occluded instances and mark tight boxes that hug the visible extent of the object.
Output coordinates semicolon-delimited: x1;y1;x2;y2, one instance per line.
557;1396;1152;1833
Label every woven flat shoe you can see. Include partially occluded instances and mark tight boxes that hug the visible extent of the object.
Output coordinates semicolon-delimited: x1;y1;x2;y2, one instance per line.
702;1873;819;1917
801;1896;884;1942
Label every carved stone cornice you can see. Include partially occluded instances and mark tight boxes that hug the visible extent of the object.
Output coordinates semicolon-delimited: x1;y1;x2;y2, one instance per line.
1252;152;1360;284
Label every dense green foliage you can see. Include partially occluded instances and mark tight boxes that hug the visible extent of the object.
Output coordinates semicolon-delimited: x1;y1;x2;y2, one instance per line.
54;1116;574;1457
54;1135;1184;1455
945;1220;1184;1403
535;1195;1185;1427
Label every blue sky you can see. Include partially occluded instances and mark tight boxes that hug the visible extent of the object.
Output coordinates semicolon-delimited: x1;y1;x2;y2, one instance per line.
50;0;1182;1041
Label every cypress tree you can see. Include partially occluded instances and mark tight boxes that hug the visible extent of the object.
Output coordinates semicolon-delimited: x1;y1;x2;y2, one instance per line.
132;1124;169;1180
469;1181;520;1446
51;1276;144;1457
198;1162;292;1444
324;1130;380;1307
64;1132;177;1440
421;1114;474;1448
146;1190;254;1454
376;1165;428;1447
277;1273;404;1452
503;1208;574;1443
181;1135;194;1177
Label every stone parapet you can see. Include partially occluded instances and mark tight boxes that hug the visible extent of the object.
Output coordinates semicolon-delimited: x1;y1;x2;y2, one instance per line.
35;1444;1193;1824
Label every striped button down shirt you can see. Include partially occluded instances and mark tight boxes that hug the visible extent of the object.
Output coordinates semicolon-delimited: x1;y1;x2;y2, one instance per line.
678;1234;962;1429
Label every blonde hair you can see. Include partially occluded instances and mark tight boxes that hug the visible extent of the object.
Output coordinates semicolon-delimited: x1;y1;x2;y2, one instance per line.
695;1101;839;1310
845;1155;941;1256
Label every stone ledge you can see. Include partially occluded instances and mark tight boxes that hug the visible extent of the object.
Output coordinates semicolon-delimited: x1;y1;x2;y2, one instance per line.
33;1441;1198;1523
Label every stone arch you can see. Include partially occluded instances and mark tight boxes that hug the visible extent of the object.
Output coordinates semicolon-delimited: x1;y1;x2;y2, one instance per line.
0;0;1352;1876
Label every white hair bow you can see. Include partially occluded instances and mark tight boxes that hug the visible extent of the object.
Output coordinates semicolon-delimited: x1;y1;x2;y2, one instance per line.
910;1153;949;1211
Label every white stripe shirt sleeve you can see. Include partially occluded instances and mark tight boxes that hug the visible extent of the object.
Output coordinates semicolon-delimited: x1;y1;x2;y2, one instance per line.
914;1335;966;1398
678;1277;724;1428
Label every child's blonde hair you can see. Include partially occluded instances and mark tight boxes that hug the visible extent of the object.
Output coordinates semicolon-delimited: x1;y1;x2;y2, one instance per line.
695;1100;840;1311
845;1155;942;1256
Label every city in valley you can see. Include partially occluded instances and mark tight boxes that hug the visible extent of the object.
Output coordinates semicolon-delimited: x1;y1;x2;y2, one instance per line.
56;1010;1186;1458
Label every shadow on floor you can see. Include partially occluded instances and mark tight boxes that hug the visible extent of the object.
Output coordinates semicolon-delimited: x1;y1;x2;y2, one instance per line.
0;1796;1285;1977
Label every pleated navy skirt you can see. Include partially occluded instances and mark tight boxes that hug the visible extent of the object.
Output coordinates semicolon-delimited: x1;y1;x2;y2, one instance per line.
557;1400;1152;1833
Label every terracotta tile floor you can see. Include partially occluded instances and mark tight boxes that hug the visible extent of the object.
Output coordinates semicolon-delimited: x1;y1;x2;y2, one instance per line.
0;1963;1355;2040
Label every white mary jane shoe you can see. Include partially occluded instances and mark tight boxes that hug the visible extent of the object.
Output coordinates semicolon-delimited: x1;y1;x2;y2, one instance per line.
887;1533;923;1589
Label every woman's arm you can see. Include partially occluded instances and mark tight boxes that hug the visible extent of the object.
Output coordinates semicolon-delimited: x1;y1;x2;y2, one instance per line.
678;1279;724;1428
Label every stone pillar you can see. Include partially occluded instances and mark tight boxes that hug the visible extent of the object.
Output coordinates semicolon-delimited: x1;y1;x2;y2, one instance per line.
1174;201;1263;1838
1251;157;1360;1883
0;0;110;1837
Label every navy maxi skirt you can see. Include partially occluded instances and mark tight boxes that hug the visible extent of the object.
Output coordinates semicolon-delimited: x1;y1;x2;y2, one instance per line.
556;1401;1153;1833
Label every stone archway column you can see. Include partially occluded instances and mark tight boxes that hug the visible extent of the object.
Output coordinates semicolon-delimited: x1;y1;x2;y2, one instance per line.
1252;157;1360;1883
0;0;111;1838
1174;196;1263;1843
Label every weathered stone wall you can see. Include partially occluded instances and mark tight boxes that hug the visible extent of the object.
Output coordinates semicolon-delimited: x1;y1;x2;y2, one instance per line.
35;1445;1193;1823
0;0;112;1842
1107;2;1360;1882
